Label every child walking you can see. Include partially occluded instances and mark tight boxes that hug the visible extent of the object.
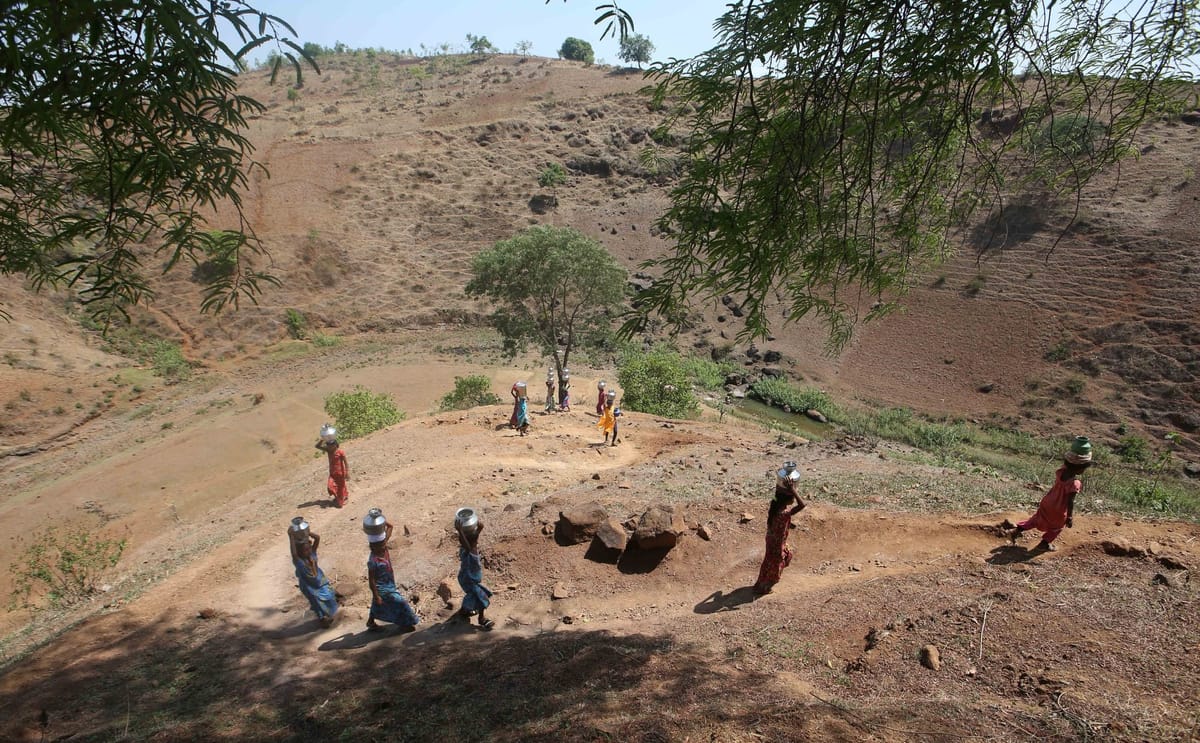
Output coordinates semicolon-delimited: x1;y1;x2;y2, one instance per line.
1010;436;1093;551
455;511;494;631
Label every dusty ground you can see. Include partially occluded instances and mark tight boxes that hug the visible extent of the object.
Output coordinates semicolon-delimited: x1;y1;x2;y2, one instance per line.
2;53;1200;742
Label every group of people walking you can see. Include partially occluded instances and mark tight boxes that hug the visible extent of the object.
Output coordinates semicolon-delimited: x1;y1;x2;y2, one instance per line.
288;489;494;633
509;372;622;446
302;412;1096;631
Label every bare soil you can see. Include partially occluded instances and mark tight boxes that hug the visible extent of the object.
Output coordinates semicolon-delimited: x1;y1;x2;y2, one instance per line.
2;54;1200;742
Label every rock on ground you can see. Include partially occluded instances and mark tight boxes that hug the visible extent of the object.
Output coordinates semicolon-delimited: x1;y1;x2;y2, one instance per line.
596;517;629;552
920;645;941;671
557;501;608;544
634;504;686;550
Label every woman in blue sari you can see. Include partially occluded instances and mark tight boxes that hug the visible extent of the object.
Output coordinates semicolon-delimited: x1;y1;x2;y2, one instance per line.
366;520;420;632
456;519;495;630
289;528;339;628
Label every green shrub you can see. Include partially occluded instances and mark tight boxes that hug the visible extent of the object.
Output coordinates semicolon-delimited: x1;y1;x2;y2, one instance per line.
558;37;594;64
678;355;736;391
1044;339;1071;362
324;386;405;439
1063;377;1085;396
312;333;341;348
1117;435;1151;464
537;162;567;190
285;309;308;339
1037;113;1105;157
618;347;700;418
9;528;126;609
151;341;191;382
748;378;835;415
439;375;502;411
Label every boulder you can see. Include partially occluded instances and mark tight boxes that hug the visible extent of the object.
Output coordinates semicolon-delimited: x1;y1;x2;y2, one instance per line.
804;408;829;424
557;501;608;544
596;518;629;552
977;382;997;393
634;505;686;550
761;366;783;378
1183;462;1200;479
763;350;782;363
697;524;714;541
920;645;941;671
528;194;557;214
1181;110;1200;126
551;582;570;600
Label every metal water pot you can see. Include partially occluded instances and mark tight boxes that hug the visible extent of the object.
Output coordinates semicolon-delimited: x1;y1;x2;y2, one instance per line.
776;460;801;486
455;507;480;535
515;381;528;399
362;508;387;536
320;423;337;444
289;516;311;543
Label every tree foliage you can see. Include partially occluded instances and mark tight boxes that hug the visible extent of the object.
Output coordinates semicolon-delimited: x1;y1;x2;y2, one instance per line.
466;225;627;382
466;33;497;55
558;37;595;64
0;1;316;324
617;346;700;419
515;40;534;58
621;0;1200;351
617;33;654;68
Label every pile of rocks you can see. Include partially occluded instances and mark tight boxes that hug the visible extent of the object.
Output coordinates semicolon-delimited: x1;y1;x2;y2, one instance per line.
553;500;689;563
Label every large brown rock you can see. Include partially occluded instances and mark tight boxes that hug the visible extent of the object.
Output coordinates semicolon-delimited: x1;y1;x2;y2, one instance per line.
596;518;629;552
634;505;686;550
556;501;608;544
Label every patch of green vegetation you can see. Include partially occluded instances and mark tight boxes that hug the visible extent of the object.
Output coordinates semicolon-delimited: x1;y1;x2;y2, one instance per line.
439;375;502;411
617;346;700;419
9;527;126;610
284;309;308;340
265;340;315;361
678;354;738;391
1044;339;1072;362
311;333;341;348
748;378;836;415
324;387;405;439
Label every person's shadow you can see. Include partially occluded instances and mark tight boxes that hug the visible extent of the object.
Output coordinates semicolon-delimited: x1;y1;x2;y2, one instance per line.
694;586;759;614
295;499;335;509
986;545;1039;565
317;628;397;651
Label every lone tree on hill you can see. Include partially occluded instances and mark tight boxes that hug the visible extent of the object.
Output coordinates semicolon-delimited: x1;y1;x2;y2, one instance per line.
558;37;595;65
466;33;497;55
515;40;534;58
557;2;1200;351
617;33;654;69
0;1;316;324
466;225;626;386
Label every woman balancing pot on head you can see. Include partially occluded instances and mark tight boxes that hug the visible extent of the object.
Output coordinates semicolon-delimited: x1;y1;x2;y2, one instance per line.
362;508;419;633
316;424;350;508
595;380;608;416
753;461;807;595
288;517;340;627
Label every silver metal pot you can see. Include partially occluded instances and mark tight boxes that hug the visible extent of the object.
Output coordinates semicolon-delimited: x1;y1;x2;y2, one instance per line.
455;507;480;534
362;507;387;536
514;381;528;399
777;460;801;486
319;423;337;443
289;516;310;542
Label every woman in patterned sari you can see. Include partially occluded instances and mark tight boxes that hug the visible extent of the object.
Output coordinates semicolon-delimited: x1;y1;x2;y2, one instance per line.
753;464;806;595
289;525;339;627
365;520;420;632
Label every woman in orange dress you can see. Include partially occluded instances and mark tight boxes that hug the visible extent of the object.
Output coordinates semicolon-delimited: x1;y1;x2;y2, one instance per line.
316;427;350;508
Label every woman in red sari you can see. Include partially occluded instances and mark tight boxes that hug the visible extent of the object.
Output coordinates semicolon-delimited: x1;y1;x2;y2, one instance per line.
753;462;806;595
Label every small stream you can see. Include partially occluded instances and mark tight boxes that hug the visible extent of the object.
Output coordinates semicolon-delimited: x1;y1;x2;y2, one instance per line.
720;397;831;439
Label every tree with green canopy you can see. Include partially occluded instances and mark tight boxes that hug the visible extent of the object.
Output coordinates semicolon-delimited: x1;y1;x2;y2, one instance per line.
617;33;654;69
566;1;1199;351
0;1;315;324
558;37;595;64
466;225;627;385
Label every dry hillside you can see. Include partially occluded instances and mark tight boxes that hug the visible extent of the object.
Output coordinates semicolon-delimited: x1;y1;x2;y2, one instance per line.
0;53;1199;742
